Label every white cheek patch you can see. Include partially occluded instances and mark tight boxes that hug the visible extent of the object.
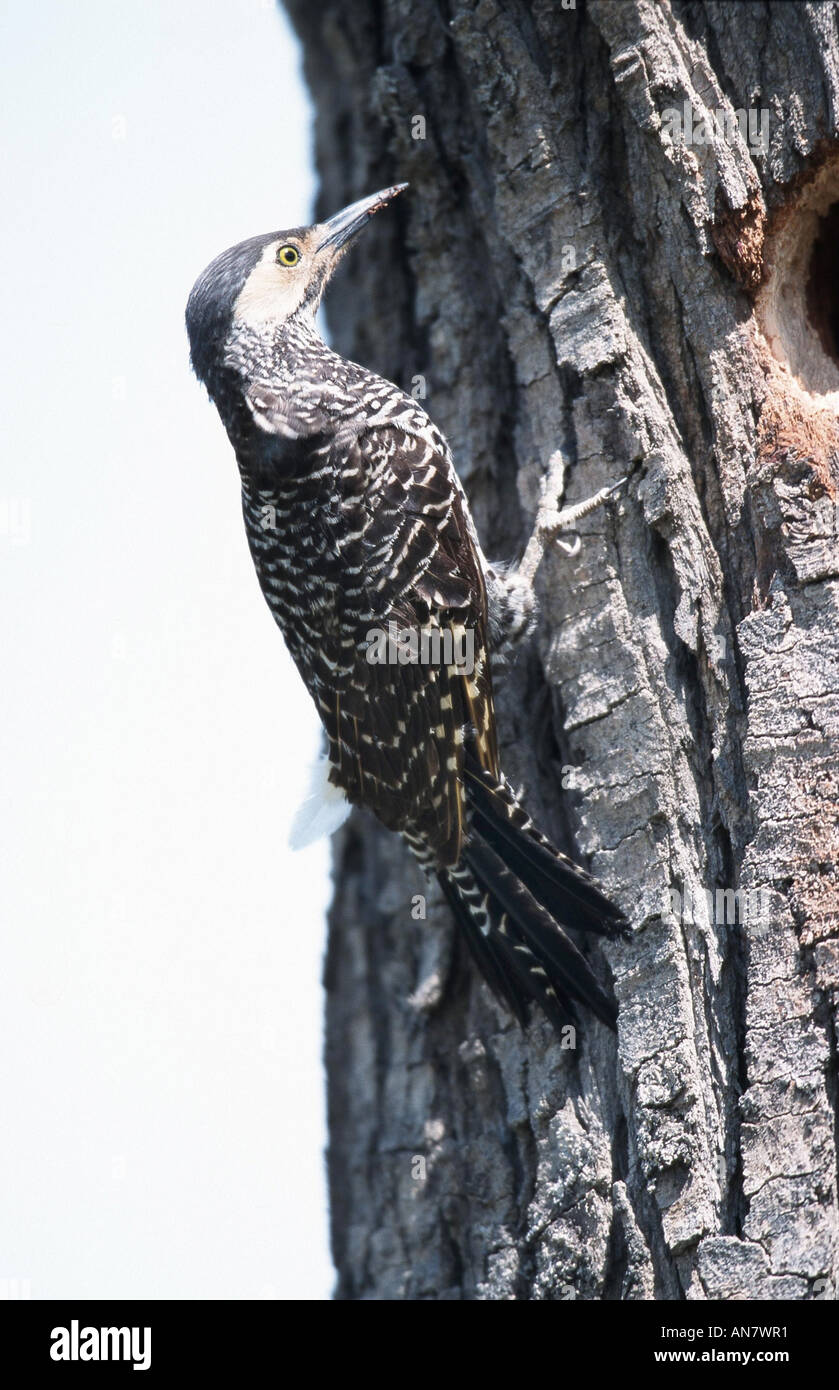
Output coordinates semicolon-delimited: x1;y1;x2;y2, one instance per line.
233;243;306;326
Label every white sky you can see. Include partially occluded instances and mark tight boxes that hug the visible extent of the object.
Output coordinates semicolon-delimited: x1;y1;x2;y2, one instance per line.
0;0;335;1298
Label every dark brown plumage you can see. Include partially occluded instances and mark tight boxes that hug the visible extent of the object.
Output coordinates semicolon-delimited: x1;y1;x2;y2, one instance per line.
186;185;626;1036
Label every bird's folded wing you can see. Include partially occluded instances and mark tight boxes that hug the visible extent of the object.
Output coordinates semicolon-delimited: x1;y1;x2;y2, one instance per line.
315;422;498;863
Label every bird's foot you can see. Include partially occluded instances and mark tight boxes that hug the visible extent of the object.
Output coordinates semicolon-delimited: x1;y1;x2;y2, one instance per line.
517;468;627;586
487;465;629;660
550;476;628;550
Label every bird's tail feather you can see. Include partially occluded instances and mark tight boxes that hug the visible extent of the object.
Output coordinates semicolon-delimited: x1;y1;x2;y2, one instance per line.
464;755;627;937
438;863;576;1034
438;867;532;1028
438;761;625;1034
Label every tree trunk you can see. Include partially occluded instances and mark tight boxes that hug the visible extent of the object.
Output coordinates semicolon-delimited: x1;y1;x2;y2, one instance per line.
283;0;839;1300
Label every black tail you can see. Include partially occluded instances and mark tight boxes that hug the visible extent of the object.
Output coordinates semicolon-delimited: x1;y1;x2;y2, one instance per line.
439;758;627;1035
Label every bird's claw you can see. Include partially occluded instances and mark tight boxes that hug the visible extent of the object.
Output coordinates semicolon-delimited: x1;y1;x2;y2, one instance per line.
517;473;628;584
556;534;582;557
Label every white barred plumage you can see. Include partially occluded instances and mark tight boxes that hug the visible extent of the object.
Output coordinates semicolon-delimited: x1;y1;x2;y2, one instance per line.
186;185;627;1036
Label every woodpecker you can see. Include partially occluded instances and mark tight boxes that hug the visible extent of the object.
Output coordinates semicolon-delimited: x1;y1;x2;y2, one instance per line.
186;184;627;1035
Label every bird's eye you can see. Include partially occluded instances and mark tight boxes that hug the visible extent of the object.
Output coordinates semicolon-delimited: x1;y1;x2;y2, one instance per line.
277;244;300;267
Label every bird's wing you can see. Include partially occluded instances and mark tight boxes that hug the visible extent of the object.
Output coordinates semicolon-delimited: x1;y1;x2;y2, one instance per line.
316;421;498;865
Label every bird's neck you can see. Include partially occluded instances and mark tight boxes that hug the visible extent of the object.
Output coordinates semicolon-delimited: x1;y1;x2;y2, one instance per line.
227;314;347;391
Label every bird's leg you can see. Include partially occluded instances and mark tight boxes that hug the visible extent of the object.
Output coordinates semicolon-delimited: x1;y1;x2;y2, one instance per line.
517;458;627;588
485;459;627;660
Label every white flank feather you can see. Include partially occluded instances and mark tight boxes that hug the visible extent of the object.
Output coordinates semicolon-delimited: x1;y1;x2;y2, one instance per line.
288;754;352;850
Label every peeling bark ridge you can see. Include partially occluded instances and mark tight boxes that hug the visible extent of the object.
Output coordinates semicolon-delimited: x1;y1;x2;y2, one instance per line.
284;0;839;1301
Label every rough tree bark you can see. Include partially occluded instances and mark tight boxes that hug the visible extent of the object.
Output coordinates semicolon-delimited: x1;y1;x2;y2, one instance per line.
283;0;839;1300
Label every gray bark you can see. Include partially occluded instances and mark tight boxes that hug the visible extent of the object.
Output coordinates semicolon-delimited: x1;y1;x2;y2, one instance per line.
283;0;839;1300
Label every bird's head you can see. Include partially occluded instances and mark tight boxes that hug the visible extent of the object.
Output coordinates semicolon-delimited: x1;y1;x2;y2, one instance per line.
186;183;407;384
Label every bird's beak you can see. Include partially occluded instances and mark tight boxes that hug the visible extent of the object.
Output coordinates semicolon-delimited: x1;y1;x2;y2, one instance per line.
316;184;408;254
